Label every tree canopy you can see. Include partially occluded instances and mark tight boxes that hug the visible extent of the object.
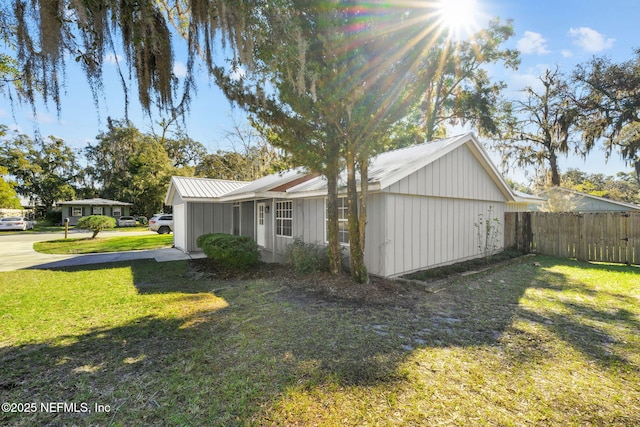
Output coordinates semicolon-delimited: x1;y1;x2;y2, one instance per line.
1;0;259;119
496;68;584;186
0;131;78;210
573;50;640;163
0;166;22;209
560;168;640;204
415;18;519;141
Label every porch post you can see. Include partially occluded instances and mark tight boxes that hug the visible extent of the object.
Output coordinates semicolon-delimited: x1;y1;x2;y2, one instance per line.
272;198;276;263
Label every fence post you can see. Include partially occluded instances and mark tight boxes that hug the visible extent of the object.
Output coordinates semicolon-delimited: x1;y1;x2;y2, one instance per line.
523;212;532;253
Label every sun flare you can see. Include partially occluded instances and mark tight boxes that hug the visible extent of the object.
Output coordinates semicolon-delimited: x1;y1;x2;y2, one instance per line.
436;0;480;39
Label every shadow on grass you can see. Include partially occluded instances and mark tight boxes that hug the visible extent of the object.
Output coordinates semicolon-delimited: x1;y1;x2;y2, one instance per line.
2;257;638;425
518;257;640;368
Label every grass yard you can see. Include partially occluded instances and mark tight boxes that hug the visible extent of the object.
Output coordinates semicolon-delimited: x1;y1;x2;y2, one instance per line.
33;234;173;254
0;256;638;426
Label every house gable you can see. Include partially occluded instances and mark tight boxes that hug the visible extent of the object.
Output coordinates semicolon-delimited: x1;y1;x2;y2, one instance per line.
165;176;249;204
383;142;507;202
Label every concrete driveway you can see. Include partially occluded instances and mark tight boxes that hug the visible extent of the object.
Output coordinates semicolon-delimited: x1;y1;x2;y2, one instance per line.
0;230;204;272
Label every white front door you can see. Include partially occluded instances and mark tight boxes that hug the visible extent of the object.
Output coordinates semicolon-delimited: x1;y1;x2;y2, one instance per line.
256;203;266;247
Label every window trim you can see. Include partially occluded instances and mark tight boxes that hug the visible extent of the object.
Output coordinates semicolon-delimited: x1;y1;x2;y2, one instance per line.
92;206;103;215
113;207;122;216
325;196;350;245
275;200;293;238
72;207;82;217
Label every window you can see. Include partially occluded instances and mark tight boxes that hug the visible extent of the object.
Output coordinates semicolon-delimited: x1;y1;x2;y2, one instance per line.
72;207;82;217
92;206;103;215
258;204;265;226
113;207;122;216
275;201;293;237
326;197;349;244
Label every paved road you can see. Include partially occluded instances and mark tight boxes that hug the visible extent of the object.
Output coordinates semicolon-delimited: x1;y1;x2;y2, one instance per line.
0;230;204;272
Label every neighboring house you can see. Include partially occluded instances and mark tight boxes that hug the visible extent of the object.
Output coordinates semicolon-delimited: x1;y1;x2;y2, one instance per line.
535;187;640;213
507;190;546;212
165;133;519;278
58;198;134;225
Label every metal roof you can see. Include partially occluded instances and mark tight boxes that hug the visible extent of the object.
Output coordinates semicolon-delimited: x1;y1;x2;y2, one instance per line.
511;190;545;203
168;176;249;200
221;168;309;199
58;198;133;206
166;133;517;203
287;133;511;197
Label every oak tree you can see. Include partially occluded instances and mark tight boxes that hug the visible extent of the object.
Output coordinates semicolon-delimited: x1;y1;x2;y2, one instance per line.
496;68;583;186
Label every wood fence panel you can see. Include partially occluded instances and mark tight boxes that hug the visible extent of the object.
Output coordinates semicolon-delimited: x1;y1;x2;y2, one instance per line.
628;213;640;264
503;212;516;249
504;211;640;265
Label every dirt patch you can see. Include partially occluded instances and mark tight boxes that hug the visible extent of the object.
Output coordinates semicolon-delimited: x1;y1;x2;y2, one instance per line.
188;252;532;308
187;258;427;307
403;250;525;281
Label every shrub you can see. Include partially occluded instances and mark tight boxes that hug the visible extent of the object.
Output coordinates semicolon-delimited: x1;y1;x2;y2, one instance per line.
284;237;330;274
76;215;116;238
197;233;261;270
45;210;62;225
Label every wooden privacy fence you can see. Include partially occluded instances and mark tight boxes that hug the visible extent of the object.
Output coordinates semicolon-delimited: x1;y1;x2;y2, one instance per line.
504;212;640;265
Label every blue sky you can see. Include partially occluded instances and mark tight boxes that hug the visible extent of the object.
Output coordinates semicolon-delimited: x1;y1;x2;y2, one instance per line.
1;0;639;183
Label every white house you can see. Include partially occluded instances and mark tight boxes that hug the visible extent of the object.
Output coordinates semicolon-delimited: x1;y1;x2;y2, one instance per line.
165;133;519;277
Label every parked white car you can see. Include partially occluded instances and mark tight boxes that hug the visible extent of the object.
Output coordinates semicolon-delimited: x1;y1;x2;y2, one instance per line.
148;214;173;234
0;217;34;231
117;216;137;227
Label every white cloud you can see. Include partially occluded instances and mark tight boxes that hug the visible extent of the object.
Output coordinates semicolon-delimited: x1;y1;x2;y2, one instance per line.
517;31;549;55
104;53;123;64
30;111;55;125
173;61;188;78
506;64;553;99
561;49;573;58
568;27;615;53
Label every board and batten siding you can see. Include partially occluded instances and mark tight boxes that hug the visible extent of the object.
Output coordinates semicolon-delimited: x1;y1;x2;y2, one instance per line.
378;143;508;277
382;195;506;277
363;193;387;277
240;201;254;238
292;198;325;245
270;198;325;254
186;202;233;252
173;203;186;252
383;143;506;202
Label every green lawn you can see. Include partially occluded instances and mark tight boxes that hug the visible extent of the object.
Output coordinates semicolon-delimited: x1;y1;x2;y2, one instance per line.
33;234;173;254
0;257;638;426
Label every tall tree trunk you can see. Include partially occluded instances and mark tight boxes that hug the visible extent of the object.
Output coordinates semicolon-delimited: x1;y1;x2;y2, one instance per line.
325;158;342;275
549;150;561;186
346;146;368;283
358;156;368;260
